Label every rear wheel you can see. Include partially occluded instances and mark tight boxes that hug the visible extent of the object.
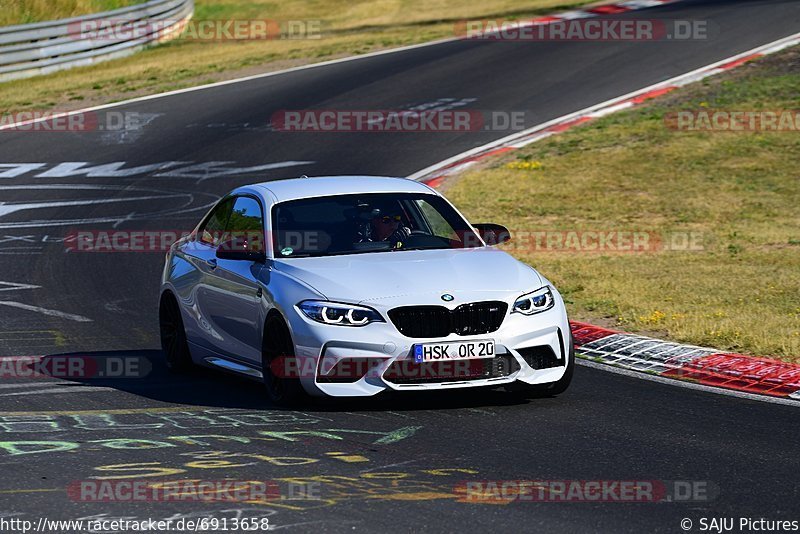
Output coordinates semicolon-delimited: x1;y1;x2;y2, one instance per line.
262;315;307;406
159;293;192;372
506;333;574;398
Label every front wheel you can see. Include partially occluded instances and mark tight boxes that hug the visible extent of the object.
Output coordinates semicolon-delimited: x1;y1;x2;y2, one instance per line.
159;293;193;372
506;333;574;398
262;315;307;406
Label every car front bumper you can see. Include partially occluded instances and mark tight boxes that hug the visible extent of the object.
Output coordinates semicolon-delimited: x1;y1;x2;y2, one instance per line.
285;295;571;397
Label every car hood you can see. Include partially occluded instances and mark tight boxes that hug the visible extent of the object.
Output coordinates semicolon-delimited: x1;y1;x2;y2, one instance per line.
271;247;543;306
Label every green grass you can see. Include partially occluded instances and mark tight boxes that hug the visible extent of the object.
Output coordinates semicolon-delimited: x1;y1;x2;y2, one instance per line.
0;0;590;113
0;0;143;25
444;47;800;362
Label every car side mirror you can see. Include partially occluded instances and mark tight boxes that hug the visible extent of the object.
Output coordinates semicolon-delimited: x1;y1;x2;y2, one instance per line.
216;236;266;262
473;223;511;246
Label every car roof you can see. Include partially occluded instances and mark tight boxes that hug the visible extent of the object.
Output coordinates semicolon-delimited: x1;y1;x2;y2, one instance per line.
246;175;436;203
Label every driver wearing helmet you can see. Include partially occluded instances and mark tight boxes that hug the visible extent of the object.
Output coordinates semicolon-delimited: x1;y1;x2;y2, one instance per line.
371;211;411;245
355;204;412;247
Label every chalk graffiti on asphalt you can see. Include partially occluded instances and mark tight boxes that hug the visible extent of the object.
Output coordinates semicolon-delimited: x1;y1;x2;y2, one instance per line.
0;161;313;181
0;427;423;456
0;410;326;434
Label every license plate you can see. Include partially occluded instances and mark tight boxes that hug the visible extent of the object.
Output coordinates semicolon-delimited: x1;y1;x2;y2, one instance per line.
413;340;495;363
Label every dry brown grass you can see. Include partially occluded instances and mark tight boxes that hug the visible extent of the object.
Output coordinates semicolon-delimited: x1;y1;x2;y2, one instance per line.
445;48;800;362
0;0;142;25
0;0;588;112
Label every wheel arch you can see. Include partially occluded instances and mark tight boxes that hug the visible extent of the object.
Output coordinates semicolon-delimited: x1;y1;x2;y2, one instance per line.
261;307;292;355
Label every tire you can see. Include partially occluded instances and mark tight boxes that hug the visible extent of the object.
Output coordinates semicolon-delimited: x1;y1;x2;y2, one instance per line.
262;315;307;406
159;292;193;372
506;333;575;398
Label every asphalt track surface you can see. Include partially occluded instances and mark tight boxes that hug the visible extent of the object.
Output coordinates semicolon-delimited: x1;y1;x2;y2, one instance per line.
1;0;799;531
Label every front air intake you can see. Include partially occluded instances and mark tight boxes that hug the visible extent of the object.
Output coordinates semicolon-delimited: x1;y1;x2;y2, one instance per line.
516;345;562;369
388;301;507;338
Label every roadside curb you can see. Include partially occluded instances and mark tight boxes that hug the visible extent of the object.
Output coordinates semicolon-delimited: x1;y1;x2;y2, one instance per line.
409;22;800;402
571;322;800;401
411;31;800;186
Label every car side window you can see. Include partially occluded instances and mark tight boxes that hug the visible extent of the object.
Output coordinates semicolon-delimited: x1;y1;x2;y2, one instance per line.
199;198;234;246
225;196;265;252
415;199;458;241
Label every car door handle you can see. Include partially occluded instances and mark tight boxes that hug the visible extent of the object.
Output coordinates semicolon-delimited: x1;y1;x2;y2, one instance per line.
206;258;217;269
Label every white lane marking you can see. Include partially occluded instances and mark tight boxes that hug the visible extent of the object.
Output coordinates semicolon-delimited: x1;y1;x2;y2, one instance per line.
32;161;185;178
407;30;800;181
406;97;477;112
0;236;39;244
0;160;314;180
0;2;679;132
0;301;93;322
0;382;73;390
0;235;70;255
0;164;46;177
0;280;92;322
0;184;218;229
342;411;385;420
100;112;163;145
154;160;314;181
0;386;114;396
587;101;635;118
577;359;800;408
0;281;40;292
557;10;594;20
620;0;665;8
0;195;183;218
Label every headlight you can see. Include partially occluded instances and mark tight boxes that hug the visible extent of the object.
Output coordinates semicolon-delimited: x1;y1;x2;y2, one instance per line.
512;287;555;315
297;300;384;326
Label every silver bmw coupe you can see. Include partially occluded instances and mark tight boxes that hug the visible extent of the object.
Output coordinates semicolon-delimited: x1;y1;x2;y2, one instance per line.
159;176;573;403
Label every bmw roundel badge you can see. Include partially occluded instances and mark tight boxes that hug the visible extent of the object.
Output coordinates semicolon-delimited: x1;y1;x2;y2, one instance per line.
441;294;454;302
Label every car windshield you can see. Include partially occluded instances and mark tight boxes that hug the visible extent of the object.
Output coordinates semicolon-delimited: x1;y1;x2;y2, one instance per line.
271;192;482;258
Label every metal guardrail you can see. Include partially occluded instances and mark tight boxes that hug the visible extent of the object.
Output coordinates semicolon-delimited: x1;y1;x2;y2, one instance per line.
0;0;193;82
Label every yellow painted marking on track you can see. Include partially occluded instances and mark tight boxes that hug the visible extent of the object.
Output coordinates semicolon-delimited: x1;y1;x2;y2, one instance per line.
0;329;66;347
332;456;370;463
325;452;369;463
0;330;60;337
0;406;212;416
368;491;458;501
